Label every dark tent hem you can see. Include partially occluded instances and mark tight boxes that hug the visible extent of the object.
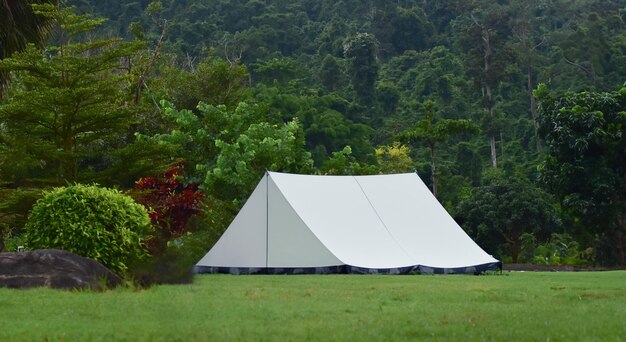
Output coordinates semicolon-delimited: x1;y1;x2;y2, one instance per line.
194;261;502;275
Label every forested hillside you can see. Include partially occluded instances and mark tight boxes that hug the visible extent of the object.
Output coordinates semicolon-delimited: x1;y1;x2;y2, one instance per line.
1;0;624;267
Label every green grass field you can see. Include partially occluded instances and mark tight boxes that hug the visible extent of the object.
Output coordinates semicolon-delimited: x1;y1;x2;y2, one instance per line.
1;271;625;341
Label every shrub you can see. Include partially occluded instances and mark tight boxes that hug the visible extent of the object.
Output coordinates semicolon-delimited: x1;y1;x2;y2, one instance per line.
0;188;43;235
25;184;151;274
132;162;204;255
2;227;25;252
517;232;588;265
128;216;221;287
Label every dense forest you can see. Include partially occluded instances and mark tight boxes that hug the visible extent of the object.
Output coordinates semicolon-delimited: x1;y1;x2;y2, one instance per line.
1;0;624;269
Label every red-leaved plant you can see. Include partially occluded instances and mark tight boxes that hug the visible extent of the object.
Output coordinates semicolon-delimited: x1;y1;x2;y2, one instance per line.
134;162;204;255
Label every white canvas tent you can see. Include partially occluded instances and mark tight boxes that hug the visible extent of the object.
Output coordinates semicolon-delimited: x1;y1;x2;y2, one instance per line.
195;172;500;274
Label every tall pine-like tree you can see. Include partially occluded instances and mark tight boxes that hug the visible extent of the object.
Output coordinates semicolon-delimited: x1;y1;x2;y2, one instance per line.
0;4;144;185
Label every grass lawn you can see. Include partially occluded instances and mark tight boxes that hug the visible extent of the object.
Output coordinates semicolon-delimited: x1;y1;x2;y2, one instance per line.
1;271;625;341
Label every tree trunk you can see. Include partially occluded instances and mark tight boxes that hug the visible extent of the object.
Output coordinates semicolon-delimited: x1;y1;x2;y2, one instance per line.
528;66;542;152
482;26;498;168
62;133;77;182
513;7;542;153
490;135;497;168
430;145;437;198
500;229;521;263
510;240;521;264
0;76;5;100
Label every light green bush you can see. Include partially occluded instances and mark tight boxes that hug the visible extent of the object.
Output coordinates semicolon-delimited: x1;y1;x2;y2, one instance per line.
518;232;587;265
25;184;151;274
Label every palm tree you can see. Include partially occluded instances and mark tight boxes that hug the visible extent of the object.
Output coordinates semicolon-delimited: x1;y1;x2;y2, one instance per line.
0;0;58;98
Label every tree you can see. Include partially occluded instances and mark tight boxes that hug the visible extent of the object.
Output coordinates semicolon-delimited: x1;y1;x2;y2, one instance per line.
387;7;434;55
127;0;169;106
536;84;626;265
0;4;144;185
457;171;560;263
508;0;549;152
140;99;259;184
343;33;379;107
399;100;479;198
318;146;378;176
453;1;516;168
252;85;376;167
556;11;621;90
159;56;251;111
142;100;314;202
253;57;302;86
375;143;414;174
206;118;313;201
301;107;375;166
319;54;342;92
0;0;58;98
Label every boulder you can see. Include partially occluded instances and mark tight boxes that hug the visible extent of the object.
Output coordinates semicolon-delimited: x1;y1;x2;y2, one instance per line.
0;249;122;290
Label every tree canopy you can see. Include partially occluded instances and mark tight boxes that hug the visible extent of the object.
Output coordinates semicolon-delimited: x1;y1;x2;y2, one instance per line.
0;0;625;265
536;85;626;265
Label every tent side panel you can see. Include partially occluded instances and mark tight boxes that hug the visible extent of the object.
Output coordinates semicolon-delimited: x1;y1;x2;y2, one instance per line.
356;173;499;268
266;176;343;268
195;174;268;268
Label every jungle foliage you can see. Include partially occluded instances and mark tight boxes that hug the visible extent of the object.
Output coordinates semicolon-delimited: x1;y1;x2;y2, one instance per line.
1;0;625;267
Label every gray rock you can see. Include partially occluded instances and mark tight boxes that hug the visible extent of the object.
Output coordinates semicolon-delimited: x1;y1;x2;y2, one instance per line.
0;249;122;290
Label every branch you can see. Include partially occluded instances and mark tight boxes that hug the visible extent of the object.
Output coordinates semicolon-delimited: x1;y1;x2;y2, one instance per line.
470;13;482;28
563;56;594;79
497;228;516;245
185;52;196;73
533;36;547;51
135;19;168;104
142;81;161;111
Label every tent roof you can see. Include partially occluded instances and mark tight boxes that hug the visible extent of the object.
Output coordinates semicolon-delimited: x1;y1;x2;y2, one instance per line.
196;172;499;274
